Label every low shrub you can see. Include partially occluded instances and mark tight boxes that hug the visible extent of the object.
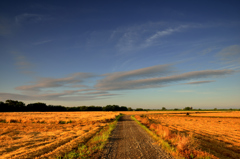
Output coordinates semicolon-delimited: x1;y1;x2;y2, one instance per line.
59;121;66;124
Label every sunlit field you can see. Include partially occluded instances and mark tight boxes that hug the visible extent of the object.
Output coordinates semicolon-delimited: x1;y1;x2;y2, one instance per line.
176;111;240;117
121;111;217;115
0;112;120;159
143;111;240;159
1;111;239;159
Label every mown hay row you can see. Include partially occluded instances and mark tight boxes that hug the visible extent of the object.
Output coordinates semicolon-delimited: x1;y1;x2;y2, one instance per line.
38;126;103;159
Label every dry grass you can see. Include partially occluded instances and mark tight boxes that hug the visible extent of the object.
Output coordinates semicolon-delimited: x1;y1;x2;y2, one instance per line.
121;111;190;115
0;112;119;124
0;112;119;159
120;111;219;116
134;114;219;159
146;111;240;159
183;111;240;117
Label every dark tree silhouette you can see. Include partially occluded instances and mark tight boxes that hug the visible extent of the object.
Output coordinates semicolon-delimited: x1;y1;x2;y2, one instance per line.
0;100;133;112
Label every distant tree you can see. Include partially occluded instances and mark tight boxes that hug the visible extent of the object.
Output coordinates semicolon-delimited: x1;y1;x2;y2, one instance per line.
88;106;96;111
0;101;7;112
47;105;67;111
214;108;217;111
27;102;47;111
135;108;143;111
94;106;103;111
183;107;192;110
120;106;128;111
79;106;87;111
112;105;120;111
102;105;123;111
103;105;114;111
67;107;79;111
127;107;133;111
5;100;26;111
162;107;167;110
103;105;112;111
174;108;179;110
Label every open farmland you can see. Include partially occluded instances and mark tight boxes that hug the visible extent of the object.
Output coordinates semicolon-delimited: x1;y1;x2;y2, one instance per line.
145;111;240;159
0;112;120;159
174;111;240;117
120;111;217;116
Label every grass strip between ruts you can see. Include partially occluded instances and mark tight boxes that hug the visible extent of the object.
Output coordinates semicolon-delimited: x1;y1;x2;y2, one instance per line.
59;114;123;159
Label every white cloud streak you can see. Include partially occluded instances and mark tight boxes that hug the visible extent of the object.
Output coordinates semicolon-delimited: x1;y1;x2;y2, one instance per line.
0;88;118;101
144;25;188;47
15;73;95;91
102;64;174;81
184;80;215;85
0;92;114;101
4;64;236;102
96;65;235;90
113;23;190;52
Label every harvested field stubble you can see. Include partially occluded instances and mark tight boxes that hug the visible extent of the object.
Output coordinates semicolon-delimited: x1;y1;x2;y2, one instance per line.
0;112;119;159
134;115;215;159
145;112;240;159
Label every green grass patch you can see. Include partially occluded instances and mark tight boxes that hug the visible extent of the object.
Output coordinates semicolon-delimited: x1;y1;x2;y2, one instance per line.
60;114;123;159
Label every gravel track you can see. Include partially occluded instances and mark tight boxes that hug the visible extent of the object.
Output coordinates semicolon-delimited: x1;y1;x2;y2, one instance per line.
100;115;174;159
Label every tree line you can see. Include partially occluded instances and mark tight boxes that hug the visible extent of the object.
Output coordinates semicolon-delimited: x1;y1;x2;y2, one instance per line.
1;100;237;112
0;100;130;112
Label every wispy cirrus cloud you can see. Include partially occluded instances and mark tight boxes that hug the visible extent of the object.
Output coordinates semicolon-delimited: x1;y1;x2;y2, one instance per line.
174;90;194;93
33;39;53;45
12;52;35;75
0;93;34;101
0;91;116;102
84;91;109;95
112;22;191;52
15;73;95;91
144;25;188;48
101;64;174;81
184;80;215;85
217;45;240;64
96;64;235;91
3;64;236;102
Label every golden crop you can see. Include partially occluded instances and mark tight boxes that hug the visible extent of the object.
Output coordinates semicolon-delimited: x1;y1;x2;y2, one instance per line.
146;111;240;159
0;112;119;159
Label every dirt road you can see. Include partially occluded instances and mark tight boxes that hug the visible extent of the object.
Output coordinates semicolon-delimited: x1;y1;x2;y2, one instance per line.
100;115;174;159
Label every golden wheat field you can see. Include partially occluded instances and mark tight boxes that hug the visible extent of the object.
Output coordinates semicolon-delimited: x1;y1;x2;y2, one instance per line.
0;112;120;159
146;111;240;159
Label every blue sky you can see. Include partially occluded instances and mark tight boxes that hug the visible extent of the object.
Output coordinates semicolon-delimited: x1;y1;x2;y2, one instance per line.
0;0;240;109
